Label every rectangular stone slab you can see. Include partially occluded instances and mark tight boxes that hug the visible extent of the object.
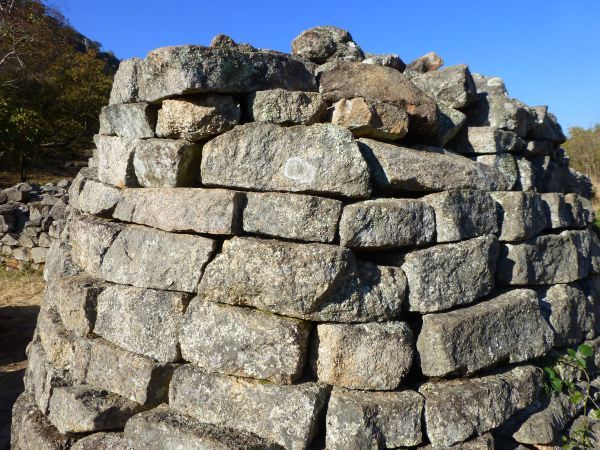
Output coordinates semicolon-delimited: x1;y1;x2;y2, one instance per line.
326;388;424;449
169;365;329;450
448;126;523;154
243;191;342;243
491;191;549;241
417;289;553;377
113;188;243;235
99;102;157;139
94;135;137;188
94;284;191;363
180;297;311;383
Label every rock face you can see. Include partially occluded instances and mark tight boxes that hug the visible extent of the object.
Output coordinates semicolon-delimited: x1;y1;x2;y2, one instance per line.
14;26;598;450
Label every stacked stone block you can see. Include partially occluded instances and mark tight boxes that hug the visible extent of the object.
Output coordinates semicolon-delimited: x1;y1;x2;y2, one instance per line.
11;26;600;449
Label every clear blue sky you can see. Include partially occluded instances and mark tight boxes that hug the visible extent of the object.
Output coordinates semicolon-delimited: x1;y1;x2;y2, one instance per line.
55;0;600;131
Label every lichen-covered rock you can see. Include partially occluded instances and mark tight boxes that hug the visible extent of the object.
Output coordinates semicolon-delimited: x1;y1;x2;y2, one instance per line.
418;289;553;376
169;365;328;450
420;365;542;447
491;191;549;241
71;432;128;450
155;95;240;141
359;138;512;193
541;192;572;229
180;298;310;383
476;153;519;190
247;89;326;125
362;53;405;72
319;61;438;137
36;305;79;373
410;64;476;109
113;188;243;235
565;193;595;227
94;135;137;188
449;126;523;154
132;138;202;187
201;123;371;198
109;58;141;105
326;388;424;448
197;237;406;322
291;26;364;63
403;235;500;313
405;51;444;73
497;230;591;285
338;198;435;249
70;178;122;217
435;103;467;146
422;189;499;242
94;284;190;363
313;322;414;390
243;191;341;243
99;102;157;139
331;97;409;141
528;105;566;143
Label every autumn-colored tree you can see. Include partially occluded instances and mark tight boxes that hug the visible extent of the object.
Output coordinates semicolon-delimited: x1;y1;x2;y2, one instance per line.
563;124;600;186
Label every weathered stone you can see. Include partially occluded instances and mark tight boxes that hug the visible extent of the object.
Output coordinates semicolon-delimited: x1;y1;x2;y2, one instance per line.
539;282;595;347
37;305;78;372
94;284;190;363
359;138;512;193
99;102;157;138
515;155;536;191
31;246;48;264
435;103;467;146
450;126;523;154
405;51;444;73
201;123;371;198
11;393;77;450
497;230;591;285
43;240;81;282
45;275;105;336
132;138;202;187
73;178;122;216
420;365;542;447
491;191;549;241
410;64;476;109
524;139;555;157
326;388;423;449
243;191;342;243
48;386;144;434
313;322;414;390
541;193;571;229
71;432;128;450
169;365;328;450
476;153;519;190
197;237;406;322
125;407;283;450
419;433;496;450
137;44;316;102
528;105;566;143
291;26;364;63
156;95;240;141
417;289;553;376
331;97;409;141
247;89;326;125
319;61;438;137
113;188;243;235
181;298;310;383
70;215;216;292
565;193;595;227
422;189;499;242
403;235;499;313
82;337;174;406
338;198;435;249
591;232;600;275
362;53;405;72
94;135;137;188
109;58;141;104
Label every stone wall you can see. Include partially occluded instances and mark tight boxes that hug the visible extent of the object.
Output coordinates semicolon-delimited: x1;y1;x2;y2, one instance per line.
11;26;600;449
0;181;69;270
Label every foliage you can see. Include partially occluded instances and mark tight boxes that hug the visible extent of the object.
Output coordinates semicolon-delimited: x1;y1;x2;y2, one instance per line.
564;124;600;194
544;344;600;449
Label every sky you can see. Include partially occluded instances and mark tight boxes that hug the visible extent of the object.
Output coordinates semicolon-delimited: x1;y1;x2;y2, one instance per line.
53;0;600;131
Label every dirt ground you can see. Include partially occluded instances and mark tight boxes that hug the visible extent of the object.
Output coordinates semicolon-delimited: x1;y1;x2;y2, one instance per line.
0;269;45;450
0;167;79;189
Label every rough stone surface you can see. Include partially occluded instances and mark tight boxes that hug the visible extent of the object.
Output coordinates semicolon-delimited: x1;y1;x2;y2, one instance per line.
201;123;371;198
417;289;554;376
155;95;240;141
169;365;328;450
422;189;499;242
565;193;595;227
71;433;128;450
291;26;364;63
476;153;519;190
94;135;137;188
25;342;71;414
124;407;283;450
180;298;310;383
326;388;424;449
197;237;406;322
359;138;512;193
528;105;566;143
435;103;466;146
109;58;141;105
541;193;571;229
113;187;243;235
312;322;414;390
410;64;476;109
243;191;341;243
94;284;190;363
420;366;542;447
99;102;157;139
402;235;500;313
491;191;549;241
132;138;202;187
36;305;79;373
497;230;591;285
72;178;122;216
338;198;435;249
247;89;326;125
331;97;409;141
405;51;444;73
449;126;523;154
362;53;405;72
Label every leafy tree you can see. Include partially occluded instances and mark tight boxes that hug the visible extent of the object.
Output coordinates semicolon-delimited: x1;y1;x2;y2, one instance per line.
563;124;600;187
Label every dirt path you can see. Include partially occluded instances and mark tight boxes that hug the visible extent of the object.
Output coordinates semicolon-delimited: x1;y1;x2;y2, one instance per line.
0;270;44;450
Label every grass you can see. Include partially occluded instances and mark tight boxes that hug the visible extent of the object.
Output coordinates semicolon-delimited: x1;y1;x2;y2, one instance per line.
0;267;45;309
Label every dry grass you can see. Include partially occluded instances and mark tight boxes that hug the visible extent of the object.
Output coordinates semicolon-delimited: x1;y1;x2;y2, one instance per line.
0;269;45;309
0;168;77;189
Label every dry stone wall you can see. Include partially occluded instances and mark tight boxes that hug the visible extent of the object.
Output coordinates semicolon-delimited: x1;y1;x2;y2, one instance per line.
11;26;600;449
